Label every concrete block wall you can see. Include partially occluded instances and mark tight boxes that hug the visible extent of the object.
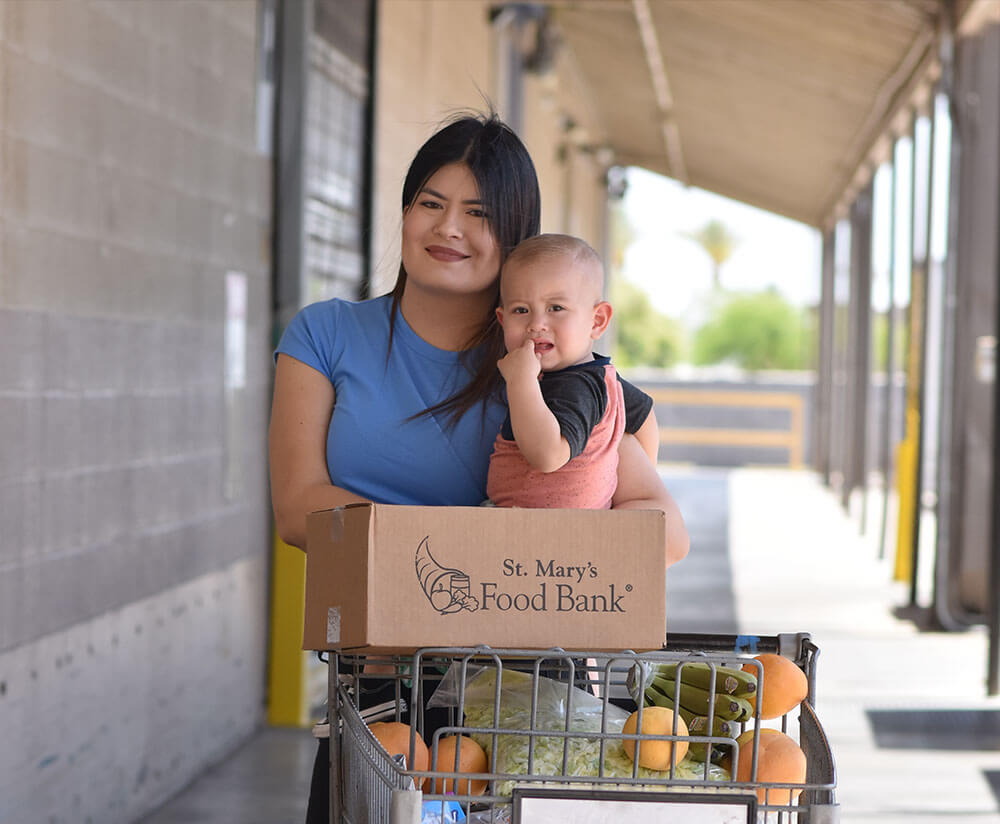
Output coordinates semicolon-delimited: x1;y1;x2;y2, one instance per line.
0;2;273;821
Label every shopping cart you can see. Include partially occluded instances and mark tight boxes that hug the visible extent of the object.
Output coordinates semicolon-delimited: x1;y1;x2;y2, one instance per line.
323;633;837;823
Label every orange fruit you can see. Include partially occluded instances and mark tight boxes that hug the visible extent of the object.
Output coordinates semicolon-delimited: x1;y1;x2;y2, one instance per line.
427;735;489;795
742;654;808;720
733;728;806;805
622;706;689;770
369;721;429;774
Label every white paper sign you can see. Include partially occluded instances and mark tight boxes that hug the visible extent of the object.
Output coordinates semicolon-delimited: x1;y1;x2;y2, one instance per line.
514;789;755;824
225;271;247;389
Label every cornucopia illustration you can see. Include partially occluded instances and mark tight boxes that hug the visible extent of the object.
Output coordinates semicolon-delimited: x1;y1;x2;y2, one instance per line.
415;536;479;614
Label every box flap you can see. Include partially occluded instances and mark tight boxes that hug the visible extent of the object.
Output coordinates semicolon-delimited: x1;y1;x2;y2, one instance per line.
303;505;374;649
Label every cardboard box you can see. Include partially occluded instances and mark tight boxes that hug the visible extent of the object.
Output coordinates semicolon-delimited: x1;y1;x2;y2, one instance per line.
303;504;666;653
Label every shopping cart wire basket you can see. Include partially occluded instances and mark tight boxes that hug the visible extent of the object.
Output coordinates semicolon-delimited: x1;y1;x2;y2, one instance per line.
324;632;838;823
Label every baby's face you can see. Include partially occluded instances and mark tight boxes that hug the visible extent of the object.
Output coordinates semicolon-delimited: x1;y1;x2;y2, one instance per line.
497;254;607;372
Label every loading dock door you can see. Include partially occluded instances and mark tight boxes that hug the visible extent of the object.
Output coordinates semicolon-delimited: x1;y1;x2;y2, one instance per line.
268;0;374;726
939;19;999;627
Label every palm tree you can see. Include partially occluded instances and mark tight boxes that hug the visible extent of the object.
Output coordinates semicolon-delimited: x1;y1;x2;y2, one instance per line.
682;219;738;289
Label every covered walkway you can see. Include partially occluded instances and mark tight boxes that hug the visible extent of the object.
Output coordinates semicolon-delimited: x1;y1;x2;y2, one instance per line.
144;468;1000;823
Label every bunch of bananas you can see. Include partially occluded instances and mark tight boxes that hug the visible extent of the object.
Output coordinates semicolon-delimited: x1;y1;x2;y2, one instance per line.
634;661;758;762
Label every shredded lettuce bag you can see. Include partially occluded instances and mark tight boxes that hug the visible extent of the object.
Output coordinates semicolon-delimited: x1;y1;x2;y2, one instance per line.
427;664;729;796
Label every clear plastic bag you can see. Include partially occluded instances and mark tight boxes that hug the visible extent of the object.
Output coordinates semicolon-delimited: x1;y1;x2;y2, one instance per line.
428;664;728;795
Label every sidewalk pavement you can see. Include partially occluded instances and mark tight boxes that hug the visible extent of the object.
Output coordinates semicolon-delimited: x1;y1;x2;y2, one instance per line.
719;467;1000;823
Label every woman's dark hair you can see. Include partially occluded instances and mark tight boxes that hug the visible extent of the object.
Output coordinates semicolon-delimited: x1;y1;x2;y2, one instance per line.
390;110;541;427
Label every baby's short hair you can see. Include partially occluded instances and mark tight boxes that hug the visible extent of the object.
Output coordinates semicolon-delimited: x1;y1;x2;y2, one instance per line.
503;233;603;276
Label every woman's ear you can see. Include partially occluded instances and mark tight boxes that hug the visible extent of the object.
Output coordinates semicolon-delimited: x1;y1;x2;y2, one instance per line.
591;301;613;339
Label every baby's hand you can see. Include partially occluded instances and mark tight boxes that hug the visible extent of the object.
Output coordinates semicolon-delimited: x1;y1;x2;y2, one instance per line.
497;339;542;384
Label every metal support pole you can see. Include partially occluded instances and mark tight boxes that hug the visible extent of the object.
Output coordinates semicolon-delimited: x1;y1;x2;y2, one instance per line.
933;29;971;632
879;152;899;560
909;101;937;608
816;231;836;484
987;12;1000;697
990;287;1000;695
359;0;378;299
843;187;873;516
273;0;312;333
813;226;836;486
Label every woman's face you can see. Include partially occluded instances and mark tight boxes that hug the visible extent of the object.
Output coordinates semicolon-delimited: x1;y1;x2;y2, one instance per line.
401;163;501;300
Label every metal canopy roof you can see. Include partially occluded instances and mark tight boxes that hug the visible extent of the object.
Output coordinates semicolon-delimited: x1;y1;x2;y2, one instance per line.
549;0;971;229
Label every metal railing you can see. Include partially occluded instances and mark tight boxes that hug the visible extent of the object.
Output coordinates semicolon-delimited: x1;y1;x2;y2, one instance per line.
646;388;806;468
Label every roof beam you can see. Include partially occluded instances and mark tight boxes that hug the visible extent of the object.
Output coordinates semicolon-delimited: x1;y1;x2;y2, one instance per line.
632;0;687;184
820;7;942;227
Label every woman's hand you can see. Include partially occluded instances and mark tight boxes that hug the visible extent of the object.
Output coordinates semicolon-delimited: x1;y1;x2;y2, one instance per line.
269;354;368;549
612;433;690;567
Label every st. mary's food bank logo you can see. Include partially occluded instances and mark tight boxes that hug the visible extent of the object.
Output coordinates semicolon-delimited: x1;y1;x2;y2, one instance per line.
414;536;633;616
414;537;479;614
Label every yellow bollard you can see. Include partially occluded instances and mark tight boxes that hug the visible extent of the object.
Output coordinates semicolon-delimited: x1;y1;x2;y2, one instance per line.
893;409;920;584
266;531;312;727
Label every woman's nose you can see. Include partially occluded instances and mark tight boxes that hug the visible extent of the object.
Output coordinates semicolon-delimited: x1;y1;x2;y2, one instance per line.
434;207;462;238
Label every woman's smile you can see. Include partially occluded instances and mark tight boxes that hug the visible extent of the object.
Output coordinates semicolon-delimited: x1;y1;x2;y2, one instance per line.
425;244;468;262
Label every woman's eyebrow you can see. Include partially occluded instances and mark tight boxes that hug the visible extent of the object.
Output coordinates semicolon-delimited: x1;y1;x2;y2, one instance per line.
420;186;483;205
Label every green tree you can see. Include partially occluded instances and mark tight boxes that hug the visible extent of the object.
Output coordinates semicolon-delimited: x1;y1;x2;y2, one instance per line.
611;278;683;368
682;219;739;289
692;288;810;371
870;307;908;374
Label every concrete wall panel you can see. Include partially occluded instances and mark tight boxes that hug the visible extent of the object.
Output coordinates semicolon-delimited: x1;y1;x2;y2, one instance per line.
0;0;272;819
0;558;267;824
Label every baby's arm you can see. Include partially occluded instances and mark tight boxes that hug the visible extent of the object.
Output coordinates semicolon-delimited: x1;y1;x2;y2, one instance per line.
498;340;571;473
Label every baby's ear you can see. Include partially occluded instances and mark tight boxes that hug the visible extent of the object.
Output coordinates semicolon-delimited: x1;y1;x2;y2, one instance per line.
591;301;612;338
495;306;505;327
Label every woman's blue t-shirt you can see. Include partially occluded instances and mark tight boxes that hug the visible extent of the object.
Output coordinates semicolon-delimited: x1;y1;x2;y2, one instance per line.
275;295;505;506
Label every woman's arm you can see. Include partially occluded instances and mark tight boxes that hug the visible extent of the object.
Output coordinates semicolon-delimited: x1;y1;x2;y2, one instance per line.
634;408;660;465
268;353;369;549
612;433;689;567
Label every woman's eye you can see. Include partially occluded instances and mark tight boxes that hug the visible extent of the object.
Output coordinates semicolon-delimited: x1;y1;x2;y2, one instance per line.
420;199;443;209
467;208;487;218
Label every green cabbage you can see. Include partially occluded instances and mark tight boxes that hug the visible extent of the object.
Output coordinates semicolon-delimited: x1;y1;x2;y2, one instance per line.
449;667;729;796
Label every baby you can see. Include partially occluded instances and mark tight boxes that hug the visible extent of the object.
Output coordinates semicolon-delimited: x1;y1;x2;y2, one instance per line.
487;233;654;509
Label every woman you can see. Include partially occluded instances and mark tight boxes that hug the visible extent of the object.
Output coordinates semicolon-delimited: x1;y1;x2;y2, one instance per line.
268;111;689;823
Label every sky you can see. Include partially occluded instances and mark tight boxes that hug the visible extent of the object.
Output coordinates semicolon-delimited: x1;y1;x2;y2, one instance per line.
618;167;823;321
